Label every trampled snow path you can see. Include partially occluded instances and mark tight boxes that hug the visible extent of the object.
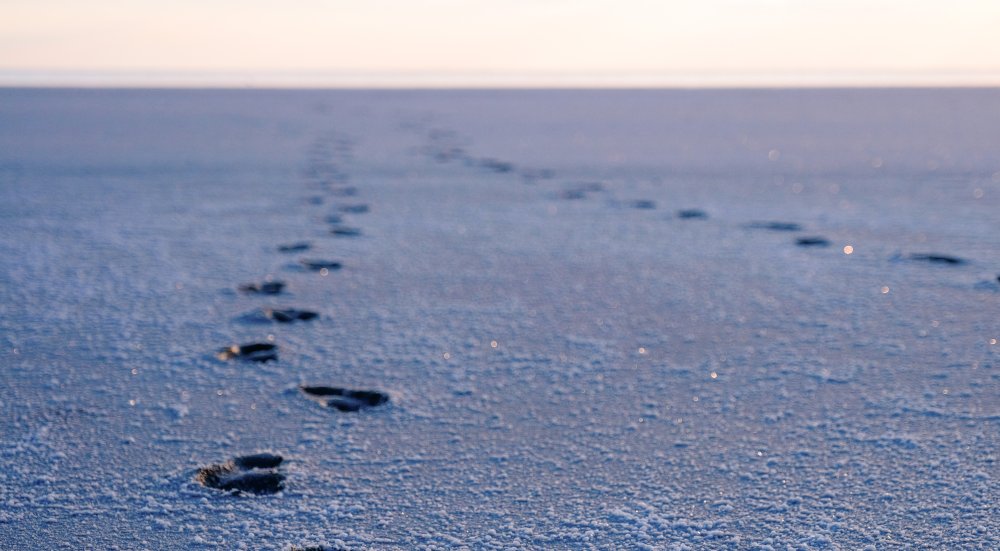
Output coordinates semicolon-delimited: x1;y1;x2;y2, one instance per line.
1;89;998;549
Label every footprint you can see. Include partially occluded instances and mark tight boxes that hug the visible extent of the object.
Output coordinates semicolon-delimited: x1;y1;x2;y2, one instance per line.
278;242;312;253
559;189;588;200
241;308;318;323
217;343;278;363
264;308;318;323
629;200;657;210
300;260;343;271
424;129;468;163
676;209;708;220
338;204;370;214
795;236;831;247
238;281;286;295
905;253;967;266
476;157;515;174
329;226;362;237
196;453;285;495
300;386;390;412
559;182;603;200
520;168;556;183
745;221;803;232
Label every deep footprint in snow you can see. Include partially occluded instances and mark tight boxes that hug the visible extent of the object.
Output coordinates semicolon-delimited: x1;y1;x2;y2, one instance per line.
795;236;831;247
338;204;370;214
905;253;967;265
278;242;312;253
263;308;318;323
676;209;708;219
559;182;603;200
196;453;285;495
238;281;286;295
629;199;657;210
217;342;278;363
329;226;362;237
745;221;803;232
300;386;390;412
300;259;343;271
475;157;515;173
241;308;318;323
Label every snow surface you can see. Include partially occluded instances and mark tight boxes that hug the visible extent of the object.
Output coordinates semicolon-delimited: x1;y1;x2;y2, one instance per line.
1;88;998;549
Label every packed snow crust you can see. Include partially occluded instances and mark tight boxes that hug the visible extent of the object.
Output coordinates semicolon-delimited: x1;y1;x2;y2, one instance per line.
0;89;998;549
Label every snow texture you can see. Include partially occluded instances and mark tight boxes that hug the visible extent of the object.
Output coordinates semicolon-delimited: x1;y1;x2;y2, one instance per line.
1;88;998;549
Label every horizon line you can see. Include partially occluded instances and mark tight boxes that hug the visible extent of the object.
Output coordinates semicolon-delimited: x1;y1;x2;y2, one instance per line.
3;70;1000;89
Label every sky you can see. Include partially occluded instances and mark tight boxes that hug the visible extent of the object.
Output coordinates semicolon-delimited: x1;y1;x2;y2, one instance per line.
2;0;999;86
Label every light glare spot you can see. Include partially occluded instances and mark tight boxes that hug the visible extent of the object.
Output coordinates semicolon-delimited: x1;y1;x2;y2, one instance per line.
490;340;498;348
638;347;647;355
710;372;718;379
843;245;854;255
320;268;329;276
443;352;451;359
881;286;890;294
990;338;997;345
768;149;780;161
128;399;136;406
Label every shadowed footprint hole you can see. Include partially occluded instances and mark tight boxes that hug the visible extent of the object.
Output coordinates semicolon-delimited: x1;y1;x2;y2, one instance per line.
338;204;370;214
330;226;362;237
240;308;318;323
300;260;343;271
745;221;803;232
676;209;708;219
278;242;312;253
196;453;285;495
796;237;831;247
906;253;967;265
217;342;278;363
239;281;286;295
300;386;390;412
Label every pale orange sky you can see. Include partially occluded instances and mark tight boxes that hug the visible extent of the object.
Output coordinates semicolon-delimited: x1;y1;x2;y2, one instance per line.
2;0;999;85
